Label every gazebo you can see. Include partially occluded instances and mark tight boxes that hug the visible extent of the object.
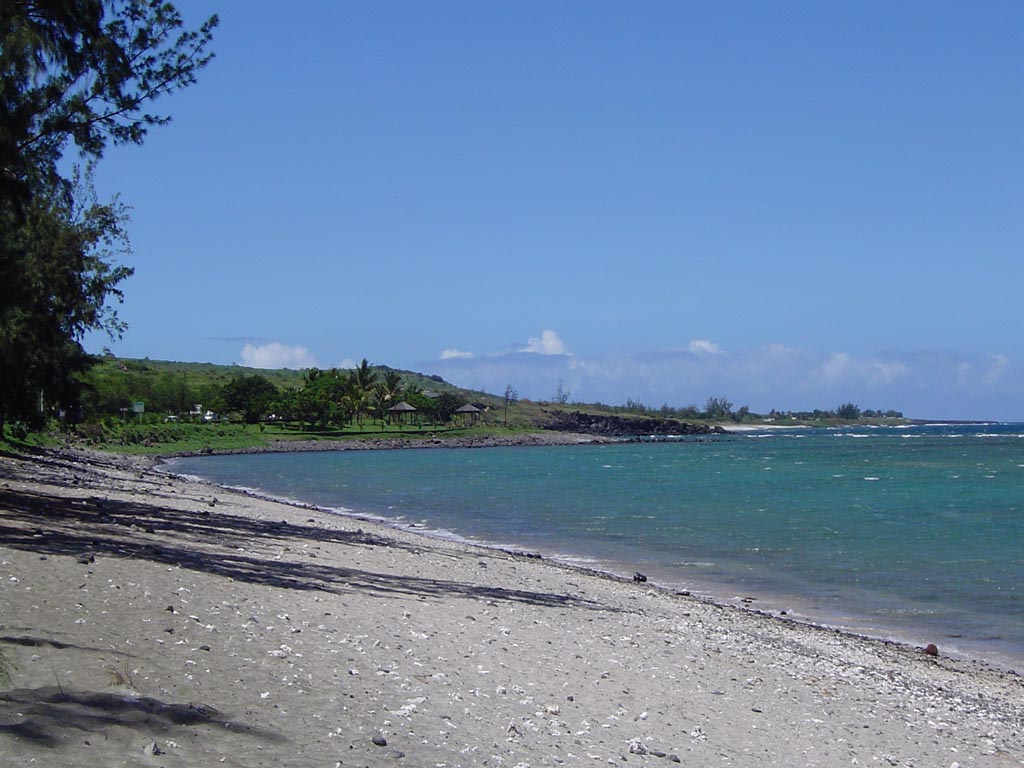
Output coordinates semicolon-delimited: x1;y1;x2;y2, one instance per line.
454;403;481;426
388;401;417;425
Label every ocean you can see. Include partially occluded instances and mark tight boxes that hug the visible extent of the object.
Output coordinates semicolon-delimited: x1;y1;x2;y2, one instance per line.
166;423;1024;667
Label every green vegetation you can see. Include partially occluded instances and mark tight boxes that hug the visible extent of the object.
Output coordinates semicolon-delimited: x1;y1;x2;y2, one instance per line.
0;2;217;434
0;352;908;453
581;395;902;425
14;356;510;452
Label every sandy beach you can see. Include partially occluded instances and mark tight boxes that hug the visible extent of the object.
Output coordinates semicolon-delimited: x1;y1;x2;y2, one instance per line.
1;448;1022;767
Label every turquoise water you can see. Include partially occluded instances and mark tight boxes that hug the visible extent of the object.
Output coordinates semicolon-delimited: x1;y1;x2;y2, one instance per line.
167;424;1024;666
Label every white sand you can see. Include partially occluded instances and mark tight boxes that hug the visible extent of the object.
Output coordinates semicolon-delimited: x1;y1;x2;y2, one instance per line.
1;449;1021;767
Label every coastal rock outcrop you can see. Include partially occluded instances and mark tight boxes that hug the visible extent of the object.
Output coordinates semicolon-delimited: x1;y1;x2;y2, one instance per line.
542;409;726;437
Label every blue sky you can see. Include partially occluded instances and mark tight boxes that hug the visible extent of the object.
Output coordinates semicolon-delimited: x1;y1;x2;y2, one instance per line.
85;1;1024;419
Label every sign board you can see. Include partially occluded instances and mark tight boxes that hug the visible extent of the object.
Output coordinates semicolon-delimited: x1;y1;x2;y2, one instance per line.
132;401;145;414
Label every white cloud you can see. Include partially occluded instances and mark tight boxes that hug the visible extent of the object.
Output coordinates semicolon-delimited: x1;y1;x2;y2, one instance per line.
982;354;1009;385
429;341;1021;420
957;353;1010;388
338;357;358;370
240;342;318;369
440;348;474;360
815;353;910;387
688;339;724;356
523;329;569;355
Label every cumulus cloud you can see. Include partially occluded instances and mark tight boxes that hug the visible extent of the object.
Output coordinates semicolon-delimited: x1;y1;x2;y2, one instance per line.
523;329;569;355
688;339;724;356
240;342;318;369
440;348;474;360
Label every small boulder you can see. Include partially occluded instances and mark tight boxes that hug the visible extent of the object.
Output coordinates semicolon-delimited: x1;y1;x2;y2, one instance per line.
628;738;648;755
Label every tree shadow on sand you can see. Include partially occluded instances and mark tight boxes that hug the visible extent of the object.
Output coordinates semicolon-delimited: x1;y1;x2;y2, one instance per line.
0;634;132;657
0;484;613;611
0;685;282;748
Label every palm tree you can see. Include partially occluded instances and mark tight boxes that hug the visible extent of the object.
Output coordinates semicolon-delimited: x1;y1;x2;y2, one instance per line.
375;370;403;423
380;370;402;401
353;359;377;394
341;360;378;428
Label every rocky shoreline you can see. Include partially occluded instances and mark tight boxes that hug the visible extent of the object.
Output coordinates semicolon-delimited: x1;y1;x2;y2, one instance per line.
158;418;729;460
160;429;616;458
542;409;728;437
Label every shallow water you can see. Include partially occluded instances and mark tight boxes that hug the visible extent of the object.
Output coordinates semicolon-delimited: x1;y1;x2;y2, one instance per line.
168;423;1024;666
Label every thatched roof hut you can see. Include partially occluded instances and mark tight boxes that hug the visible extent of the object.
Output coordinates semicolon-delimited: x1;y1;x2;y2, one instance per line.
455;403;481;425
388;401;417;424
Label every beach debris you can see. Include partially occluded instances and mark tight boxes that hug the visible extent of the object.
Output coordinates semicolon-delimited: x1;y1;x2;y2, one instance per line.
76;552;95;564
633;572;647;583
371;735;388;747
628;738;649;754
144;741;164;756
924;643;939;657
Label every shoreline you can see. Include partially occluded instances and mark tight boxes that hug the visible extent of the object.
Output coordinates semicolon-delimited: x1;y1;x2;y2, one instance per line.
162;453;1024;673
2;448;1023;765
155;430;618;458
161;442;1024;675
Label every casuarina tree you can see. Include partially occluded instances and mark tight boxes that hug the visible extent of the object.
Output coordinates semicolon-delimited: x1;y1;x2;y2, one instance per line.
0;1;217;432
